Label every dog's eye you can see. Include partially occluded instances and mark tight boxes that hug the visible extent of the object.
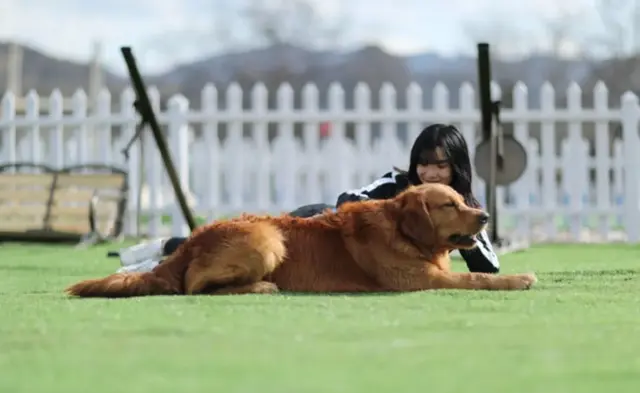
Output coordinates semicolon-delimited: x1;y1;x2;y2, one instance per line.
441;202;456;209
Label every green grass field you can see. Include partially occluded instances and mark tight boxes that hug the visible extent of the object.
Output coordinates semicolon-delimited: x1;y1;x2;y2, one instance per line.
1;241;640;393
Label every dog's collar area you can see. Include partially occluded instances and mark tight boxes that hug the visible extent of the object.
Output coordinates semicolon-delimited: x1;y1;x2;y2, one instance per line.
396;226;436;258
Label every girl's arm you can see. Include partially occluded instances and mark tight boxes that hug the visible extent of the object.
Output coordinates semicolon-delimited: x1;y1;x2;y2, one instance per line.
336;171;405;207
457;229;501;273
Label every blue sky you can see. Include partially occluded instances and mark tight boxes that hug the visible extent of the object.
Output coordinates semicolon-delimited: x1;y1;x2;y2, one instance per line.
0;0;604;75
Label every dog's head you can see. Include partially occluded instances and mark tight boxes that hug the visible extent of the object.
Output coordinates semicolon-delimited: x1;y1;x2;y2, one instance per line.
393;183;489;255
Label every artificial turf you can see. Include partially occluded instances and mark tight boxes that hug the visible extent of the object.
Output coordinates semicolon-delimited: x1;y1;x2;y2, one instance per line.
1;241;639;393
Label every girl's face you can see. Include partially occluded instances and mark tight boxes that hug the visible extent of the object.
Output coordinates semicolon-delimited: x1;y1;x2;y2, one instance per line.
416;147;452;185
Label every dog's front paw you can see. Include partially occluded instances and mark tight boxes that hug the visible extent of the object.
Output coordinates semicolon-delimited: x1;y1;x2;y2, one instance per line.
253;281;280;294
512;273;537;290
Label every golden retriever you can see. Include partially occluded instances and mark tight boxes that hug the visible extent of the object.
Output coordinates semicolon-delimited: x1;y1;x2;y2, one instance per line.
65;183;537;297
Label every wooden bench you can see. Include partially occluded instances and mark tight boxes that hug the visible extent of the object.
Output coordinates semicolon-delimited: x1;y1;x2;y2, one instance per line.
0;163;128;245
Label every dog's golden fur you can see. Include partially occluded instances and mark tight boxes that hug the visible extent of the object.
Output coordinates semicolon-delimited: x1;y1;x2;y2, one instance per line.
65;183;537;298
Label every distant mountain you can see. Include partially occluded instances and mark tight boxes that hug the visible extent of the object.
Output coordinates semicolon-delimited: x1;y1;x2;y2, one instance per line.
0;41;607;110
405;53;476;75
0;41;126;97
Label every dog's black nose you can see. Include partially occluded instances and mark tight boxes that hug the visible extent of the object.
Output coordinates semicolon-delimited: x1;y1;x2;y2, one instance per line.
478;212;490;224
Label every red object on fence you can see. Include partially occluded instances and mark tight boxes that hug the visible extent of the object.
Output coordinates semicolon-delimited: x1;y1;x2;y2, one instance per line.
320;122;331;138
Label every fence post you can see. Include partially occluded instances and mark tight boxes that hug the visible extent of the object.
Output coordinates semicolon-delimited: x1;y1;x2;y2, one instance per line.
25;90;41;165
96;89;112;165
168;94;191;237
71;89;88;167
621;91;640;242
145;87;162;238
48;89;64;169
201;84;220;222
1;92;16;166
120;88;138;236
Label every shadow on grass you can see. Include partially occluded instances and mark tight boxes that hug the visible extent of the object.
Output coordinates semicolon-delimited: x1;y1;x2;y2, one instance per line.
277;291;402;298
59;291;403;301
51;268;640;301
0;264;67;272
544;268;640;283
546;268;639;277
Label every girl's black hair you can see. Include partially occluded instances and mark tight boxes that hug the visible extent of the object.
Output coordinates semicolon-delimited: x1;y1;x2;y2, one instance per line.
397;123;481;208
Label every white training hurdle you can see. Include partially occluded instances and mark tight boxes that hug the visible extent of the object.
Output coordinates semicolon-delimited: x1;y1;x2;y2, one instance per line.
1;80;639;243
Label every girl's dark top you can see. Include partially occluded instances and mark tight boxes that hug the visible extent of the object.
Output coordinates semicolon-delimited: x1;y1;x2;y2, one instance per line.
335;170;500;273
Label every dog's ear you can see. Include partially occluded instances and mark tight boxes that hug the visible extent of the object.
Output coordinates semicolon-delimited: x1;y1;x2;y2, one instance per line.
397;191;436;257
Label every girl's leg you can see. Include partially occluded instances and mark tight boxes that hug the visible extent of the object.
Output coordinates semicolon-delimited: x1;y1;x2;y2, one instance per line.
118;237;187;267
162;237;187;255
288;203;334;218
117;203;330;273
116;237;187;274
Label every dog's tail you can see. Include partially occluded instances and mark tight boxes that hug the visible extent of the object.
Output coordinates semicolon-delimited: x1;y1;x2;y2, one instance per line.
65;271;180;298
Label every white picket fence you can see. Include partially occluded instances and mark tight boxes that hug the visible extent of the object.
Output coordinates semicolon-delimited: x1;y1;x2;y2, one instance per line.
1;80;640;243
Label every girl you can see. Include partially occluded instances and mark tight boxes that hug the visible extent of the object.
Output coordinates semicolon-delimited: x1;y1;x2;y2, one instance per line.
116;123;500;274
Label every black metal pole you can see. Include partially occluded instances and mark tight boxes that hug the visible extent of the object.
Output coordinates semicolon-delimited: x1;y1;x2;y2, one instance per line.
476;43;499;243
477;44;493;142
120;46;198;232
